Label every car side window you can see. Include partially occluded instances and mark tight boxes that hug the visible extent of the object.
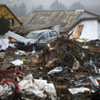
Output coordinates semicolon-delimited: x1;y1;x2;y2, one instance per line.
50;31;58;37
40;32;48;39
40;34;45;39
44;32;49;39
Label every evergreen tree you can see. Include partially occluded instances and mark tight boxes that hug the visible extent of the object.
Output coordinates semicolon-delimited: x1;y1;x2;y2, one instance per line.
19;3;27;16
35;5;44;11
69;1;85;10
0;16;10;35
50;0;66;10
9;3;27;16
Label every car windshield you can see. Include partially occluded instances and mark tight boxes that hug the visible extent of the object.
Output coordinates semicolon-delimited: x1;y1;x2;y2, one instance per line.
25;32;41;39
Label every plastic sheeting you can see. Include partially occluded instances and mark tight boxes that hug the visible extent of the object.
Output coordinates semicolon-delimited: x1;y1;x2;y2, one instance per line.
68;87;90;94
0;39;9;50
48;67;63;75
19;74;57;100
11;59;23;66
0;85;4;93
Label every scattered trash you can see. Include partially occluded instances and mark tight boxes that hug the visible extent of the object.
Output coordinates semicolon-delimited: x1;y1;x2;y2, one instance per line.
19;74;57;100
0;85;4;93
15;50;26;55
1;32;100;100
11;59;23;66
0;39;9;50
89;76;99;87
21;58;27;62
72;59;80;71
2;78;20;92
48;67;63;75
68;87;90;95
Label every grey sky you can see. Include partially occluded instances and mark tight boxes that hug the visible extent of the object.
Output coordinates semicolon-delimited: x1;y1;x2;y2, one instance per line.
0;0;100;6
0;0;100;10
60;0;100;6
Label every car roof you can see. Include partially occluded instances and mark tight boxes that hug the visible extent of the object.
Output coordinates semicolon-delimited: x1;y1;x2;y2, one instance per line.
29;29;56;34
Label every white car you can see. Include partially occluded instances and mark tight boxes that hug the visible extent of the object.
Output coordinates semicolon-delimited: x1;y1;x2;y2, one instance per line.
25;29;59;51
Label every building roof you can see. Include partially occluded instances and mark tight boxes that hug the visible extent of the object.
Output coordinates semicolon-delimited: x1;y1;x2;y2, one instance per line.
19;10;99;33
0;4;22;25
18;16;31;25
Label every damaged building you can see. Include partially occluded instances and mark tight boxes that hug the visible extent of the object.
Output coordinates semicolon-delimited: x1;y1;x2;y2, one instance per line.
1;7;100;100
18;10;100;40
0;4;22;30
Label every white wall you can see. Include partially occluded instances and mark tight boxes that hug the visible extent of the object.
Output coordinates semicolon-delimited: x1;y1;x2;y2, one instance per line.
51;24;60;34
97;21;100;39
79;20;98;40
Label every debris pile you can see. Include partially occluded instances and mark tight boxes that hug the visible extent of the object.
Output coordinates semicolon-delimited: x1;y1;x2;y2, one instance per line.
38;35;83;69
0;32;100;100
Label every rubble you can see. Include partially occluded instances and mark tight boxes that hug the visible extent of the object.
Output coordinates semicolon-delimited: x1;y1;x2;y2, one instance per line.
0;32;100;100
19;74;57;100
37;35;83;69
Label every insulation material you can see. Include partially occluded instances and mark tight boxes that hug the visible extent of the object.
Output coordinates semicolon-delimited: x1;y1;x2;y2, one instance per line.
0;39;9;50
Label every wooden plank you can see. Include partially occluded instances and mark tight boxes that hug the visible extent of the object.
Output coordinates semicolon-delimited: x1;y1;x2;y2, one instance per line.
70;24;84;39
73;24;84;39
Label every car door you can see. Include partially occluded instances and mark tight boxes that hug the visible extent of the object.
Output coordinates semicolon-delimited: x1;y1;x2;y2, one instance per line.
37;32;49;49
49;31;58;41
